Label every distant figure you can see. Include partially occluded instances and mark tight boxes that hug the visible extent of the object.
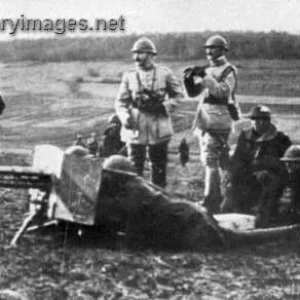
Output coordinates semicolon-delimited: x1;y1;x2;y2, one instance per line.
178;138;189;167
87;132;99;157
101;114;126;157
73;134;86;148
0;95;5;116
281;145;300;214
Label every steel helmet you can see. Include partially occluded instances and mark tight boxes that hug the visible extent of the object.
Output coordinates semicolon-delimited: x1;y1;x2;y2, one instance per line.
131;37;157;55
108;114;121;125
281;145;300;161
103;155;136;173
204;35;229;50
245;105;271;120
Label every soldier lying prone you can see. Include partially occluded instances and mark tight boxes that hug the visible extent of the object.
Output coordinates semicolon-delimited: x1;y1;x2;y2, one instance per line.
94;155;300;250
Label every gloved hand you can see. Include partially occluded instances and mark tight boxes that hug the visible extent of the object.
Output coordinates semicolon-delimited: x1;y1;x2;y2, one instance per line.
192;66;208;78
183;66;207;79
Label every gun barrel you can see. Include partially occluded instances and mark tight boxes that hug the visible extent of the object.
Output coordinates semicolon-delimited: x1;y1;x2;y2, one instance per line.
0;166;52;190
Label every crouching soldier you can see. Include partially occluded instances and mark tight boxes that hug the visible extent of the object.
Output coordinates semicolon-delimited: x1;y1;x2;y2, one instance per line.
73;134;86;147
101;114;126;157
87;132;99;157
281;145;300;213
94;155;300;250
221;105;291;228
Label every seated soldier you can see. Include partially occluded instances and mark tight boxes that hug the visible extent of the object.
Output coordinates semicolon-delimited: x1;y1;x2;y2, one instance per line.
101;114;126;157
281;145;300;214
87;132;99;157
93;155;300;250
221;105;291;228
73;134;86;147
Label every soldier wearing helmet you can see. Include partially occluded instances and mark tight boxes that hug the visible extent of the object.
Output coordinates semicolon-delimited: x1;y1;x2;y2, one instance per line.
86;132;99;157
73;133;86;148
115;37;183;187
183;34;239;214
281;145;300;213
221;105;291;228
101;114;126;157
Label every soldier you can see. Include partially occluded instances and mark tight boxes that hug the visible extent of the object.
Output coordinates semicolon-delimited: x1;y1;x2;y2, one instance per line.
222;105;291;228
87;132;99;157
183;34;239;213
115;37;183;187
73;134;86;148
178;138;190;167
94;155;300;250
101;114;126;157
281;145;300;213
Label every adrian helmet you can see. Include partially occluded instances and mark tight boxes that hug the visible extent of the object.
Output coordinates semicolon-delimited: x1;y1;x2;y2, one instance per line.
245;105;271;120
281;145;300;161
103;155;136;173
131;37;157;55
204;35;229;50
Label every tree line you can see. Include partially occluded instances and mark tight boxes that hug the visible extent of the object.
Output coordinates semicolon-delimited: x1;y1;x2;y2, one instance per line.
0;31;300;62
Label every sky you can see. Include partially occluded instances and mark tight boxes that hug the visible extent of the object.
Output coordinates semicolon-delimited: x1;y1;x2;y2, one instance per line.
0;0;299;40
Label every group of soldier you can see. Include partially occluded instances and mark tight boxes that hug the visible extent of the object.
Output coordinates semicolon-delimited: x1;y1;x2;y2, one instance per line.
73;132;99;157
103;33;300;229
69;34;299;230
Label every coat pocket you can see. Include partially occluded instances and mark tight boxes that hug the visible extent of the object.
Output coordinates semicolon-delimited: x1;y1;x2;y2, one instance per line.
197;105;232;131
156;116;173;139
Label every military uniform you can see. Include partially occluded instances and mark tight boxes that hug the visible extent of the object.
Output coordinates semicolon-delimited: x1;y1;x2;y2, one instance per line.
226;121;291;227
116;64;182;187
192;55;238;212
94;155;300;250
73;136;86;148
102;124;125;157
87;137;99;157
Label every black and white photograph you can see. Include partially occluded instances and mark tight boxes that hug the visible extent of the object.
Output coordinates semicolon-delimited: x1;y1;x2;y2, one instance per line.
0;0;300;299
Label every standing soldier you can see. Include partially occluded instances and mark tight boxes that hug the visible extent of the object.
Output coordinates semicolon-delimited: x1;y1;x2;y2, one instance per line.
87;132;99;157
183;34;239;213
115;37;183;187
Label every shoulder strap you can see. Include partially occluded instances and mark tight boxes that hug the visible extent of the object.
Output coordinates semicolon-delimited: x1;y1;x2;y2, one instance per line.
136;67;156;92
219;65;237;100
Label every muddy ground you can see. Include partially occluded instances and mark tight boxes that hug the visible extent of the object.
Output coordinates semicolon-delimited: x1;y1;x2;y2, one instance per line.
0;151;300;300
0;61;300;299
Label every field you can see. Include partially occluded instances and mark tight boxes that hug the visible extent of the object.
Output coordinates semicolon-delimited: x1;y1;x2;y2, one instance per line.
0;59;300;299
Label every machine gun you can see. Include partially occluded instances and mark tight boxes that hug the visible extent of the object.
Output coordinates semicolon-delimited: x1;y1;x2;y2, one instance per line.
0;145;103;247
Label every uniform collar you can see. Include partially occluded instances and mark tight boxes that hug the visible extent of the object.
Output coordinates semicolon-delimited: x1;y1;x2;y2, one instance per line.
136;62;156;71
208;55;228;67
245;123;278;142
